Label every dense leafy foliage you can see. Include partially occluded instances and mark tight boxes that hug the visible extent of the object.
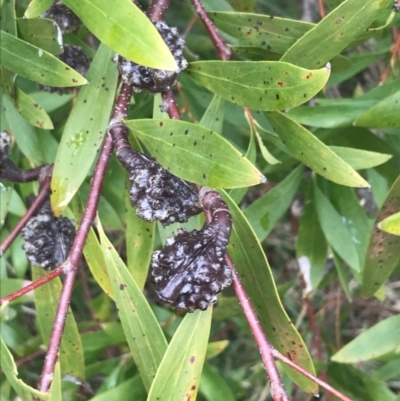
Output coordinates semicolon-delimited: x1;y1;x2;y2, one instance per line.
1;0;399;400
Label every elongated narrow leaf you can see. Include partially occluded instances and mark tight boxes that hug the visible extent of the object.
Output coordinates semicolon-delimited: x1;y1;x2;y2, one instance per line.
62;0;177;70
210;12;312;54
332;315;400;363
314;183;360;271
244;164;304;241
186;61;330;110
222;191;317;393
13;87;53;129
24;0;53;18
330;146;392;170
49;362;62;401
33;267;85;380
0;336;50;401
51;44;118;215
16;18;63;55
354;90;400;128
3;93;44;165
126;119;265;188
1;0;17;36
281;0;391;69
362;176;400;297
126;193;155;291
148;308;212;401
90;377;146;401
296;184;328;293
200;363;236;401
0;31;87;87
266;111;368;187
378;212;400;236
97;218;168;391
199;95;225;134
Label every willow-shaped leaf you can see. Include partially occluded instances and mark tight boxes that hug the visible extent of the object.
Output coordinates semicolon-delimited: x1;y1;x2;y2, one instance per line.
0;31;87;87
222;191;317;393
126;119;265;188
378;212;400;236
24;0;53;18
0;336;50;401
97;218;168;391
362;176;400;297
51;44;118;215
62;0;177;70
186;61;330;110
266;111;368;187
147;308;212;401
281;0;392;69
33;267;85;381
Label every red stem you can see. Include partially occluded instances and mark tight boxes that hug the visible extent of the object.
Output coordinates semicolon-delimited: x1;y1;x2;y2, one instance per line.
190;0;232;61
273;350;355;401
38;133;113;391
147;0;171;22
229;258;289;401
161;91;181;119
0;172;51;256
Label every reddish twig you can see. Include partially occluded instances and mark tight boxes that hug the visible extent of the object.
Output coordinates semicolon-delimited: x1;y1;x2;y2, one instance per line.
161;91;182;119
0;267;64;305
317;0;326;19
273;350;354;401
190;0;232;61
0;170;52;256
38;133;113;392
380;28;400;84
229;258;289;401
147;0;171;22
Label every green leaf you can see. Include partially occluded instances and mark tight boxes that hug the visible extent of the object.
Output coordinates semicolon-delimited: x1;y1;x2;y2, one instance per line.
0;336;50;401
89;377;146;401
0;31;87;87
205;340;229;360
296;184;328;293
332;315;400;363
3;93;44;165
266;111;369;187
222;190;317;393
51;44;118;215
210;12;313;54
13;87;53;129
0;183;13;227
49;362;62;401
1;0;16;36
126;119;265;188
186;61;330;110
330;146;392;170
97;218;168;391
200;363;236;401
378;211;400;236
16;18;63;55
62;0;177;70
33;267;85;381
126;193;155;291
362;176;400;297
281;0;391;69
24;0;53;18
354;90;400;128
199;95;225;134
244;164;304;241
314;183;360;271
147;308;212;401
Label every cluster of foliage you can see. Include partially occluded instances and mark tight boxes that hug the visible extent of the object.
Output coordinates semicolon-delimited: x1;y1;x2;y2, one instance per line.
1;0;399;400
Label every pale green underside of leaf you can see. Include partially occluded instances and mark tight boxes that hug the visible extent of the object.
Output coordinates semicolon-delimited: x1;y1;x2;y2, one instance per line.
147;309;212;401
265;111;369;187
62;0;177;70
378;211;400;236
126;118;265;188
186;61;330;110
24;0;53;18
51;44;118;215
332;315;400;363
0;31;87;87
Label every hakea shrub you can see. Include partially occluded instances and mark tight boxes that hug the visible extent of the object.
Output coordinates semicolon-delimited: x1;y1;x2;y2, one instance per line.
21;201;76;270
151;188;233;312
113;20;188;93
